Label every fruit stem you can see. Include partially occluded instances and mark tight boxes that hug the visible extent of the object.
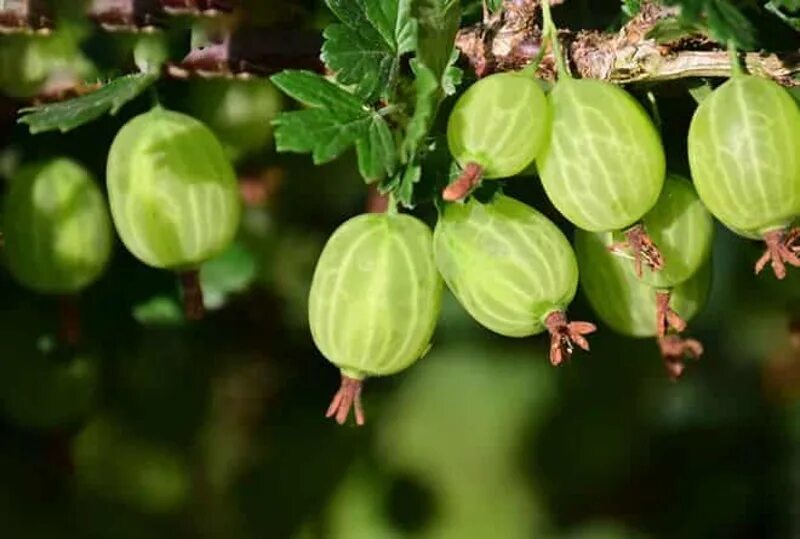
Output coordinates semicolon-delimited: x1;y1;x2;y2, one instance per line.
366;184;390;213
57;294;81;347
544;310;596;366
755;228;800;280
326;374;365;426
540;0;569;78
727;41;743;77
442;162;483;202
180;270;205;321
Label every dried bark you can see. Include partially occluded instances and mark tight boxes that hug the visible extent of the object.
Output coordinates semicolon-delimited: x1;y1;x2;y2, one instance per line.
456;0;800;86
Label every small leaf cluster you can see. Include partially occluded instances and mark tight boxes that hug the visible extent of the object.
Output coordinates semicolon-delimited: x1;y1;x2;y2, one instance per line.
270;0;462;207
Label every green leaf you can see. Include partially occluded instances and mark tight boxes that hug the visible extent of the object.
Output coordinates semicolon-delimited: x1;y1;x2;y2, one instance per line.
771;0;800;10
365;0;417;55
272;108;369;165
133;296;184;326
356;113;397;182
441;48;463;96
200;242;258;310
765;1;800;30
322;0;416;102
413;0;461;83
687;80;714;103
402;59;439;161
621;0;643;17
646;17;704;43
401;5;462;162
390;163;422;208
662;0;756;48
487;0;504;11
271;70;364;114
271;70;396;182
17;73;157;134
705;0;756;49
271;70;368;164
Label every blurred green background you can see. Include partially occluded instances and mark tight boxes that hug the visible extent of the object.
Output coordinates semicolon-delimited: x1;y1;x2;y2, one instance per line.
0;1;799;538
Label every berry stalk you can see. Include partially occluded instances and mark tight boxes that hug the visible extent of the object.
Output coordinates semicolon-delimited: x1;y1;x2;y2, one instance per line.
58;295;81;347
180;270;205;321
442;162;483;202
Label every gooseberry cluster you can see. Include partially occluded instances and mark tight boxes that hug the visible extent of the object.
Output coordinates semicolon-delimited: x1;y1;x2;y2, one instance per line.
307;3;800;425
3;106;241;335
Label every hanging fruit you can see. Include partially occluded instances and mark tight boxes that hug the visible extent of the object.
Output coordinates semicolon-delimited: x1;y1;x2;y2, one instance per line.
444;72;550;201
106;106;242;320
688;73;800;279
308;212;443;425
612;174;714;287
434;195;595;365
575;228;711;379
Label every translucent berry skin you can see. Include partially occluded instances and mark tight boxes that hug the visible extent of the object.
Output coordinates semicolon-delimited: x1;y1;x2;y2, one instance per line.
447;72;549;178
688;75;800;239
308;213;442;380
434;195;578;337
623;174;714;288
185;79;283;161
3;158;112;294
575;230;710;338
106;107;241;270
537;78;666;232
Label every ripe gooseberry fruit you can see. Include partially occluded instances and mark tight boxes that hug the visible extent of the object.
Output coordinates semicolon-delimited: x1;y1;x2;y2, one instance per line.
106;107;242;320
687;74;800;279
536;77;666;273
308;213;443;425
611;174;714;287
444;72;549;201
575;229;711;378
433;195;595;365
4;158;112;294
3;158;113;344
185;78;283;162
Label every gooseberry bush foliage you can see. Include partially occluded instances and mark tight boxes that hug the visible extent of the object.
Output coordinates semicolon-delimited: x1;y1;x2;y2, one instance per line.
1;0;800;428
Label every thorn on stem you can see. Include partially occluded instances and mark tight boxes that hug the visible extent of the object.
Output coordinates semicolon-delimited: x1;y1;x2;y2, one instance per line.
442;162;483;202
755;228;800;280
326;374;365;426
544;310;596;366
